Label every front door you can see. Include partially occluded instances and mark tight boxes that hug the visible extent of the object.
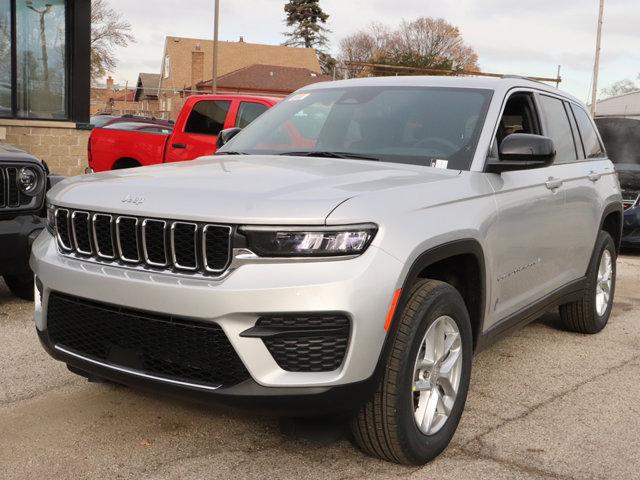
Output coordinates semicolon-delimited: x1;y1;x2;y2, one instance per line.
484;91;567;328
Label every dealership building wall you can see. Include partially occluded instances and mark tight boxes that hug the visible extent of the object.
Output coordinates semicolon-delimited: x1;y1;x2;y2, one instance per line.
0;0;91;176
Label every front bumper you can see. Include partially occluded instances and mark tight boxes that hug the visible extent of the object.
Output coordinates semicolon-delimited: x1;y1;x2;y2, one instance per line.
31;231;403;412
0;214;45;276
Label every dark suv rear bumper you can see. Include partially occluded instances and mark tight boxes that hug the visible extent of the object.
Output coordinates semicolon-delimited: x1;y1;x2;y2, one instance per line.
36;327;376;416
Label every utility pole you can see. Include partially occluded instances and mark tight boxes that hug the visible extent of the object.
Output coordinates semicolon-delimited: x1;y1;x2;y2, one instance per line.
212;0;220;94
591;0;605;116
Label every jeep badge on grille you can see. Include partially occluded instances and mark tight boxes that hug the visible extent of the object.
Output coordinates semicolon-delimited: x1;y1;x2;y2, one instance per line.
121;194;145;205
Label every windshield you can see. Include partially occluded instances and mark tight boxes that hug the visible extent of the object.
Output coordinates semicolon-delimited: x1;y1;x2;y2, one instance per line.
218;86;493;170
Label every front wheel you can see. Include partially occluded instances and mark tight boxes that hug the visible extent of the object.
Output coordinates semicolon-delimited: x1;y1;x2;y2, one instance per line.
350;280;473;465
3;274;35;301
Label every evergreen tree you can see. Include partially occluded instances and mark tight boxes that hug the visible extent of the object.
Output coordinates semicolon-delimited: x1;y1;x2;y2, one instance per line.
283;0;329;50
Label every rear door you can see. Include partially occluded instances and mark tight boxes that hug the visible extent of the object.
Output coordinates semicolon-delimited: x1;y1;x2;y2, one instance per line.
165;98;232;163
537;95;605;282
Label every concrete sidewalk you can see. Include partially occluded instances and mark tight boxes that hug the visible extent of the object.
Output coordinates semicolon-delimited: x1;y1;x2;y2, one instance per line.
1;255;638;479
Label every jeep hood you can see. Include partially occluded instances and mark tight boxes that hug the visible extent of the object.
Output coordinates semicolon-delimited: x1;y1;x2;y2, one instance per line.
49;155;460;224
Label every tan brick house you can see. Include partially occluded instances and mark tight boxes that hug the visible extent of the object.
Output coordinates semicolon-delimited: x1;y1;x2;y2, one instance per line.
158;36;321;119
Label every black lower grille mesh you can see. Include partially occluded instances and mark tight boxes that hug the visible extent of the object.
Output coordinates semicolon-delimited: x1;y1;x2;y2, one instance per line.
257;314;350;372
47;292;250;387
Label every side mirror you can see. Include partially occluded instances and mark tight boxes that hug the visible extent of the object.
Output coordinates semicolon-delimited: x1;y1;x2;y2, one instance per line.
216;127;242;149
486;133;556;174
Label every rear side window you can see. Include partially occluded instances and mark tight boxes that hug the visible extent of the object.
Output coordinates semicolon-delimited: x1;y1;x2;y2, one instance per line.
571;105;605;158
185;100;231;136
539;95;578;163
236;102;268;129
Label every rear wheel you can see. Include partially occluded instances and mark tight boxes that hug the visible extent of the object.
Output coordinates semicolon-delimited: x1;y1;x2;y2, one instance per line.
350;280;473;465
559;231;616;334
3;274;34;301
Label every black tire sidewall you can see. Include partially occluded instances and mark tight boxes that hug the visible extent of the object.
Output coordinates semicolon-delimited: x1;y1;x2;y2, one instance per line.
3;274;35;301
394;284;473;463
589;232;617;330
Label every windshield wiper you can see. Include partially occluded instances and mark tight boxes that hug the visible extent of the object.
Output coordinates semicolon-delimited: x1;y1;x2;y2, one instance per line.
216;151;247;155
278;151;380;161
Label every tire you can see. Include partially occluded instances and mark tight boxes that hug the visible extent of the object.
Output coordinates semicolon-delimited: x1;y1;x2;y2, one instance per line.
3;274;34;301
559;231;616;334
350;280;473;465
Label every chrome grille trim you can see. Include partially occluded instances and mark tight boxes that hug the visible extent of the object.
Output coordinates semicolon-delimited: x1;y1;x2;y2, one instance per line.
71;211;93;255
55;208;73;251
170;222;199;271
202;224;233;273
51;207;233;277
115;216;140;263
142;219;168;267
92;213;115;260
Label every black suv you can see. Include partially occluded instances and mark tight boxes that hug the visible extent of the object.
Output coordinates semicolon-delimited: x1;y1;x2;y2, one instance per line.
0;143;61;299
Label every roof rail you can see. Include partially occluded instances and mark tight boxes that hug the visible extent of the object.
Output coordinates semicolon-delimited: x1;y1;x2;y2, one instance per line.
500;74;558;87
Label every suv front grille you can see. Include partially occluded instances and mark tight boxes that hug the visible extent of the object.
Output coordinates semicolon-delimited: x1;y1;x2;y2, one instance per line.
53;208;233;276
46;292;250;388
248;314;351;372
0;165;36;210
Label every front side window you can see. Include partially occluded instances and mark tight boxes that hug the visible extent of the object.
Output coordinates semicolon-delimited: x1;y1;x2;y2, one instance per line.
220;87;493;170
0;0;11;116
235;102;268;129
15;0;67;119
571;105;605;159
539;95;578;164
185;100;231;136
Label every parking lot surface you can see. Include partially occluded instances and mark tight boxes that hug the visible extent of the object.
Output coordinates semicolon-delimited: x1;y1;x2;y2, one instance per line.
1;255;639;479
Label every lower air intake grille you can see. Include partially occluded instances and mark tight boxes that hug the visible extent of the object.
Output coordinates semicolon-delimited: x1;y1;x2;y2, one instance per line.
47;292;250;388
255;314;350;372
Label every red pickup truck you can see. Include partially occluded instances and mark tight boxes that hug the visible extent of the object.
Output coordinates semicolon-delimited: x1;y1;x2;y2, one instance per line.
88;95;279;172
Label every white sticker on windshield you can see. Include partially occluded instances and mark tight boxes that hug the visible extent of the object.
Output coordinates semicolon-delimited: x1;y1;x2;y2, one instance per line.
433;159;449;169
287;93;310;102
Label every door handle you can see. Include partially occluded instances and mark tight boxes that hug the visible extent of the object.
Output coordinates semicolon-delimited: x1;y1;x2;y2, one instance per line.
588;171;602;182
545;178;563;190
171;143;187;149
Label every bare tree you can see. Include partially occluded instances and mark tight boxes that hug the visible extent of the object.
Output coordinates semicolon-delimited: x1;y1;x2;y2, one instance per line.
601;77;640;99
91;0;134;82
339;18;479;77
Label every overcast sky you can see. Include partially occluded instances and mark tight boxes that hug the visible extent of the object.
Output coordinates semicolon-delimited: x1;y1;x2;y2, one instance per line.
106;0;640;102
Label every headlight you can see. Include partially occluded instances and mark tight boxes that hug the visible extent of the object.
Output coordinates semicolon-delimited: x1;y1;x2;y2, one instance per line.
46;203;56;235
241;224;377;257
17;167;43;196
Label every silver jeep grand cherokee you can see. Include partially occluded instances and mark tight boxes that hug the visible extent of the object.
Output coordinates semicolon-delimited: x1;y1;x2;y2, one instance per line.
32;76;623;465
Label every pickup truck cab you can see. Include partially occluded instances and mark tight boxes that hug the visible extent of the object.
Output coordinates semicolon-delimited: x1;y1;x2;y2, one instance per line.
88;95;279;171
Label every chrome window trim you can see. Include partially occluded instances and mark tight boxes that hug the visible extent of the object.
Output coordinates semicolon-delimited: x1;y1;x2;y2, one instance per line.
71;211;93;255
170;221;199;271
54;345;222;391
115;216;140;263
202;224;233;273
54;208;73;251
142;219;168;267
92;213;115;260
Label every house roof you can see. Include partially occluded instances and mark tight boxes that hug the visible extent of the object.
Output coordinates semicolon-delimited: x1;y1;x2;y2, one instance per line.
135;73;161;101
111;89;136;102
596;90;640;117
159;37;322;93
197;64;332;94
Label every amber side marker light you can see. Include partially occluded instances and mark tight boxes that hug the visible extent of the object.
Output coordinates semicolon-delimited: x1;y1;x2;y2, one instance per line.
384;289;402;331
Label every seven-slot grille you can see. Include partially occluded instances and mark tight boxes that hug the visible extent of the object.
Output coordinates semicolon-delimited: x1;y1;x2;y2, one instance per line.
0;166;31;209
54;208;233;276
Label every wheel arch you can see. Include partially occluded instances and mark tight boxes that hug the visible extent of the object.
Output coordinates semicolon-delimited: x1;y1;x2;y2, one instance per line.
599;202;623;255
111;157;142;170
